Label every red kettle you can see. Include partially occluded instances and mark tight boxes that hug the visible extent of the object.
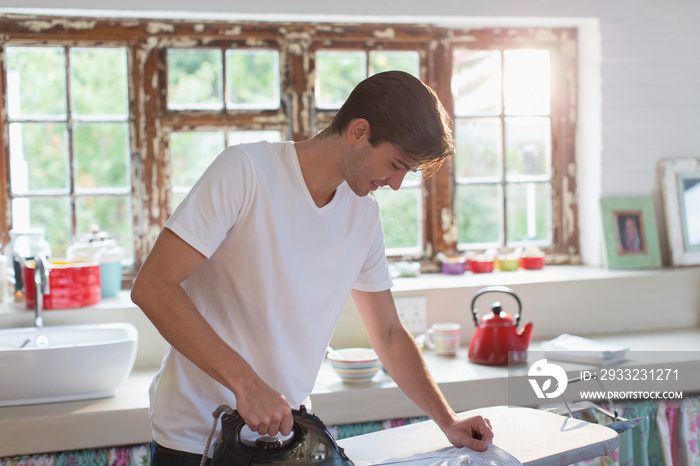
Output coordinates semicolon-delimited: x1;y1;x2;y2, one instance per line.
468;286;533;366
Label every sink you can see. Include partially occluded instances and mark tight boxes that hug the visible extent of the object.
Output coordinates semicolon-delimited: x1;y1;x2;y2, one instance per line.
0;323;138;407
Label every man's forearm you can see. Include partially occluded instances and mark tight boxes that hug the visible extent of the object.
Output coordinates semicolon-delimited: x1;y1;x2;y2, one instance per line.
374;325;457;431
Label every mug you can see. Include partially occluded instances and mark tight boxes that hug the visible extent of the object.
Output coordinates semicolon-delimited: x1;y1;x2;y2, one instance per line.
425;323;461;356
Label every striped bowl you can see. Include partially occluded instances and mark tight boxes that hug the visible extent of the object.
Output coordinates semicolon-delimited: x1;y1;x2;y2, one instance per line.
328;348;381;384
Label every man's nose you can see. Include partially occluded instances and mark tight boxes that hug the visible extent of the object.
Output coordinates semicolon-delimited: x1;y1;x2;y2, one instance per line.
388;172;407;190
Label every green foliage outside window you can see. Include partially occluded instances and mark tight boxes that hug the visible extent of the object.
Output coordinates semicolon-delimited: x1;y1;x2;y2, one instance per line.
7;47;66;118
372;187;420;250
167;49;223;109
6;46;132;259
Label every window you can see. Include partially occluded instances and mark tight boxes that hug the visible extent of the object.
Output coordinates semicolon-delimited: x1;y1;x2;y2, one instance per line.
452;48;553;249
439;29;577;261
167;48;281;111
4;45;133;261
0;16;578;280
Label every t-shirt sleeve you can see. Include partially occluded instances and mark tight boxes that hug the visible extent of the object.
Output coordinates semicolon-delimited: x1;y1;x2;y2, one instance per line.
352;215;393;292
164;146;255;259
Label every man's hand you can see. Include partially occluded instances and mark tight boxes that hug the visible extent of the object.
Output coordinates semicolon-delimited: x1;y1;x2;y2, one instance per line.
234;377;294;437
444;415;494;451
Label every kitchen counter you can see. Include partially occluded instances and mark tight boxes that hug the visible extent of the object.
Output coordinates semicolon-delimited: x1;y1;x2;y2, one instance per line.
2;329;700;458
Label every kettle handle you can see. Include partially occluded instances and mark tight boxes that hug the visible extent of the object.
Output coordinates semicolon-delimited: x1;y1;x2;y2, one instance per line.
470;285;523;327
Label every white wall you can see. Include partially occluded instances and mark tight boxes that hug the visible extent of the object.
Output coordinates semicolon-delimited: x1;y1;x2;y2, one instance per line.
3;0;700;266
329;266;700;349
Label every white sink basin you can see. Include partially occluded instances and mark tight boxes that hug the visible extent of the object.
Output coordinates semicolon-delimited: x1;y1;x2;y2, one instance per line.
0;323;138;407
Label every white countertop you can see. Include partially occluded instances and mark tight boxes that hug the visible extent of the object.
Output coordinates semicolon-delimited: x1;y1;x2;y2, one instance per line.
2;329;700;458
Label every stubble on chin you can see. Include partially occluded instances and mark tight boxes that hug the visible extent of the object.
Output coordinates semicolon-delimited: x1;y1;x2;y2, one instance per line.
347;182;371;197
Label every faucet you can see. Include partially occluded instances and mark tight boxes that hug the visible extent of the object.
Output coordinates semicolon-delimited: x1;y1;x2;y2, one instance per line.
33;254;50;328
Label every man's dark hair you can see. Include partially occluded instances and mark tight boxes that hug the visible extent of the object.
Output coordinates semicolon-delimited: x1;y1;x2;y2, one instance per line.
325;71;454;176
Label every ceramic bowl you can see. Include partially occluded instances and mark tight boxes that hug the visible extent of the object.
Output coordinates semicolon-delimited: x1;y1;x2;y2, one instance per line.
441;259;466;275
520;254;545;270
497;254;520;271
327;348;381;384
469;255;494;274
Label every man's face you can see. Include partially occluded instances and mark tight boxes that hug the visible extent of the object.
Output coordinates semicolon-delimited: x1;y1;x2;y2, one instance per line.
340;141;417;197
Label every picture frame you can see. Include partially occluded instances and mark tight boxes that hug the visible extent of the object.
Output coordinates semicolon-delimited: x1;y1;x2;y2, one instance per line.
660;158;700;266
600;197;661;269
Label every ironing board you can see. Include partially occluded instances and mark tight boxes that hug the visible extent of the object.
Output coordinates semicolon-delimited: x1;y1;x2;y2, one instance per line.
338;406;620;465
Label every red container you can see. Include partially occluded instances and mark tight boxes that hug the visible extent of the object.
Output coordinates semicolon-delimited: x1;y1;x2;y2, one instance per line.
24;260;102;310
520;255;545;270
469;258;494;274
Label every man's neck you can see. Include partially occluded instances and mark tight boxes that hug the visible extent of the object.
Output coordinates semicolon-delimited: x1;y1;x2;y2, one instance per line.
294;134;345;208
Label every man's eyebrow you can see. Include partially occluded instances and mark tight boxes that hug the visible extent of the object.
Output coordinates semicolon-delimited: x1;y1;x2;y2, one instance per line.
397;158;418;172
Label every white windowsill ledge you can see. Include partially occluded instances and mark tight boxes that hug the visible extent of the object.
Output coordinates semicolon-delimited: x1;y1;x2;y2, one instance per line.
1;265;697;316
390;264;700;292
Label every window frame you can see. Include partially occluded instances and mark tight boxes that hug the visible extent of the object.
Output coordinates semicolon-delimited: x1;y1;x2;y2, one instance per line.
0;14;578;284
1;39;138;261
445;31;578;258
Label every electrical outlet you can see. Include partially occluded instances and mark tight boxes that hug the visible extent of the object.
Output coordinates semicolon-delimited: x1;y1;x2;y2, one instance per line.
395;295;428;335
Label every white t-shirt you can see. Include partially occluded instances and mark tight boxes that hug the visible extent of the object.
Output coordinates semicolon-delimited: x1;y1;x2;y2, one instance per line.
150;141;393;454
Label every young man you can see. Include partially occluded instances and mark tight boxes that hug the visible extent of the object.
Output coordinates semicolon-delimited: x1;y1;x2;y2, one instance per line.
131;71;493;464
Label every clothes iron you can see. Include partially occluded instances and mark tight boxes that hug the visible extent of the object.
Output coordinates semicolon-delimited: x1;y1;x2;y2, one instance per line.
206;405;354;465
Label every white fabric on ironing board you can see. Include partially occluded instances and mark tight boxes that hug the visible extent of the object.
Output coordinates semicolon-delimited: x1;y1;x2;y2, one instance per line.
353;444;522;465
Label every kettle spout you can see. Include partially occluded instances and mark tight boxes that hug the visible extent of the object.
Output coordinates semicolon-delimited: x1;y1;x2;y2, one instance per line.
519;322;534;348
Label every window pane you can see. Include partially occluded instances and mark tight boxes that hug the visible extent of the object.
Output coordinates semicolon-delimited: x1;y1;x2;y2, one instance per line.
70;48;128;118
9;122;68;193
505;117;552;178
454;118;502;179
506;183;552;243
452;50;501;116
12;197;71;257
456;184;502;245
76;196;133;263
6;46;67;119
373;187;421;250
167;49;223;110
226;49;280;109
315;51;366;109
227;130;282;145
504;49;550;115
74;122;130;190
370;51;419;77
170;131;225;189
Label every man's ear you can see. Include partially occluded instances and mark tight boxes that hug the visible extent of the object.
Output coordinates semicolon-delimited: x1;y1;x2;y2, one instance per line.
347;118;370;145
